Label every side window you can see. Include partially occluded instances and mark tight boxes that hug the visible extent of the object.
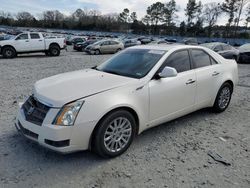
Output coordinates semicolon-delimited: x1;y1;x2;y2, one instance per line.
163;50;191;73
192;50;211;68
30;33;40;39
16;34;28;40
102;41;109;46
110;41;118;45
214;45;223;52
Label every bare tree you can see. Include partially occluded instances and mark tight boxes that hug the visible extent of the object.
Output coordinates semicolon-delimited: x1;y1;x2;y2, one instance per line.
234;0;250;36
203;3;222;37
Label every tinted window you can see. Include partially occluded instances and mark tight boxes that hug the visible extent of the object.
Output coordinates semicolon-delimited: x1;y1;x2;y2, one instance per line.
30;33;40;39
214;45;223;51
102;41;110;46
16;34;28;40
163;50;191;73
97;49;166;78
223;45;232;51
192;50;211;68
110;41;119;45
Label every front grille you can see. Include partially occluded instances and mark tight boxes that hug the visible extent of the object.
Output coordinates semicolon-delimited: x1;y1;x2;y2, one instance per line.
22;96;50;126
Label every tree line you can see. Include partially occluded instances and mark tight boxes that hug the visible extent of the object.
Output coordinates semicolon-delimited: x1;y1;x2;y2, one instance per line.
0;0;250;38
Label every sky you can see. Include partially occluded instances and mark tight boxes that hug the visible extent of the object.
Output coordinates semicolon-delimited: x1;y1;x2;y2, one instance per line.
0;0;247;26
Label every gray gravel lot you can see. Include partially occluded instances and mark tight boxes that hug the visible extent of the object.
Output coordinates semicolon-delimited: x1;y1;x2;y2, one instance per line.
0;47;249;188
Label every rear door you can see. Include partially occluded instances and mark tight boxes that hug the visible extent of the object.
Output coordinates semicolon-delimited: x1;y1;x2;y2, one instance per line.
191;49;223;107
149;50;196;125
100;41;110;53
29;33;45;51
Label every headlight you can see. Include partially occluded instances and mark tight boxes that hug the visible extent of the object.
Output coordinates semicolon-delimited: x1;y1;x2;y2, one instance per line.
53;101;84;126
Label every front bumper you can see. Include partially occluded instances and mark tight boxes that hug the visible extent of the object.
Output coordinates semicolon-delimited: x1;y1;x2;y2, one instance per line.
15;106;96;154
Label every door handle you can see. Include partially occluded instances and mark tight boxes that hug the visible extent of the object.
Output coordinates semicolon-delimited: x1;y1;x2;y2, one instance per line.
25;40;29;42
39;40;43;41
186;79;196;85
212;71;220;76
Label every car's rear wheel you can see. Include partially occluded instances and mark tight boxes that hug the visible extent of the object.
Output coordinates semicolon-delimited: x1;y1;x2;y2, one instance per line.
116;48;122;53
49;45;60;56
93;110;136;158
2;47;16;58
213;83;232;113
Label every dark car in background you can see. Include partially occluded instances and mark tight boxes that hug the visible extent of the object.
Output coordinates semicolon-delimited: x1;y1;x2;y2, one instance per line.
73;40;98;51
138;37;152;44
201;42;239;61
238;43;250;63
67;37;86;45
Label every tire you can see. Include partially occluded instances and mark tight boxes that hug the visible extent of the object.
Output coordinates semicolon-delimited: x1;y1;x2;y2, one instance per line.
213;83;233;113
49;45;60;56
2;47;16;58
93;110;136;158
95;49;101;55
116;48;122;53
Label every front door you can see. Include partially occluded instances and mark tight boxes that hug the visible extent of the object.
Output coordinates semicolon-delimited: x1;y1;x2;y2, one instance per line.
149;50;196;126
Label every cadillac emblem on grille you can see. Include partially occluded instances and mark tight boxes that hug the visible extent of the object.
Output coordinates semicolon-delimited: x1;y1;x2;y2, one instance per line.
27;105;35;115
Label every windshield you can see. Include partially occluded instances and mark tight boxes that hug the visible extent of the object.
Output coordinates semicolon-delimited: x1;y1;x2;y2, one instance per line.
200;43;216;49
97;49;166;79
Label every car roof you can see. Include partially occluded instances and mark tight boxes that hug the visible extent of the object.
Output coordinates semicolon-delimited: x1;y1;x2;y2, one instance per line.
129;44;205;51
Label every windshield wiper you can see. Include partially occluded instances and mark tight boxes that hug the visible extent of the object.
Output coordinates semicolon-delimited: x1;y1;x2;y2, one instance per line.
103;70;122;76
91;65;98;70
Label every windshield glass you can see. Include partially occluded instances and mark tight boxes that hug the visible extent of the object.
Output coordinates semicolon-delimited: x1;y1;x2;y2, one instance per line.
200;43;216;49
97;49;166;79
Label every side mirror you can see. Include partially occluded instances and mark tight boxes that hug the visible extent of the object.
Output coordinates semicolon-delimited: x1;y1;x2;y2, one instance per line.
158;66;177;78
214;48;219;52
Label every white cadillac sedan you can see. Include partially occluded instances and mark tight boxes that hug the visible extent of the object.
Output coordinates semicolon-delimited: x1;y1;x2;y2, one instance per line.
15;45;238;158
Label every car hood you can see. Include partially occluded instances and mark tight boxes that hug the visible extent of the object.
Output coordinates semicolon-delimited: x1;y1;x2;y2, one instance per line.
33;69;136;108
0;39;14;45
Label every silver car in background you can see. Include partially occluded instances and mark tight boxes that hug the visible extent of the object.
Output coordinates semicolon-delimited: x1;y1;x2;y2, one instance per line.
85;39;124;55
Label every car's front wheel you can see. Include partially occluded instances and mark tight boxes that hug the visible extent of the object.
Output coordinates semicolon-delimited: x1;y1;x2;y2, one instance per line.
2;47;16;58
213;82;233;112
93;110;136;158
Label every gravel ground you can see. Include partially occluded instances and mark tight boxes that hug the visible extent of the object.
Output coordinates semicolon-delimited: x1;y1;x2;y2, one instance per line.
0;47;249;188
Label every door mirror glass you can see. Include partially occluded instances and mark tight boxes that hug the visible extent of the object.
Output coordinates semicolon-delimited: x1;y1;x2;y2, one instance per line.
214;48;219;52
158;66;177;78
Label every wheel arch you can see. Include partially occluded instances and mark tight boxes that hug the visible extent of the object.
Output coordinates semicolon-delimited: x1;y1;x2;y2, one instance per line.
89;106;140;150
2;45;16;52
49;42;60;49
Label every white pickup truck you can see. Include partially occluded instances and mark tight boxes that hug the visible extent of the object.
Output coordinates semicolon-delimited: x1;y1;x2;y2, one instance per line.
0;32;66;58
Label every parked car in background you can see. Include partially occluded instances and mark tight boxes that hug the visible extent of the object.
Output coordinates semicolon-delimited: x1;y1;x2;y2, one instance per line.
15;45;238;158
149;40;169;45
73;40;98;52
123;39;141;48
85;40;124;55
138;37;152;44
66;36;86;45
0;32;66;58
165;38;177;43
238;43;250;63
70;37;86;45
182;38;199;45
201;42;239;61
